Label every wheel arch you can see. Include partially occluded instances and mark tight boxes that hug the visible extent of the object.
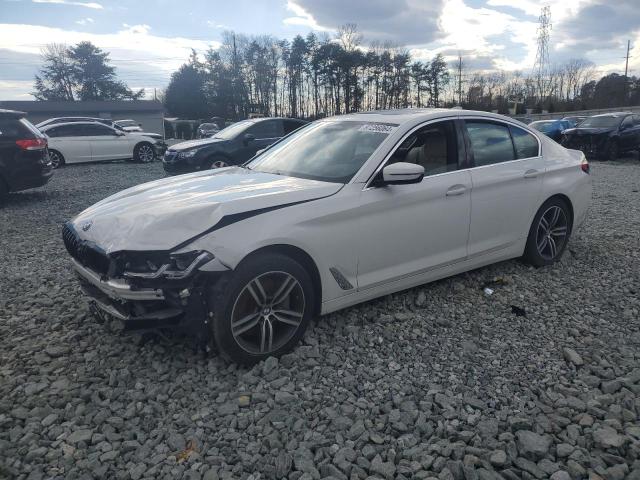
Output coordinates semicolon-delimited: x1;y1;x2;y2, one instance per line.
205;150;231;165
238;244;323;316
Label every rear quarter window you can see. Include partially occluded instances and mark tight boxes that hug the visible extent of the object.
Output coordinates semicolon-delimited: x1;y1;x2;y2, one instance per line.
510;125;539;159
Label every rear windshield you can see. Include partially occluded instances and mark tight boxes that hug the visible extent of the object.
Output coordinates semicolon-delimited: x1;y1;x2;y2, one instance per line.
0;117;41;139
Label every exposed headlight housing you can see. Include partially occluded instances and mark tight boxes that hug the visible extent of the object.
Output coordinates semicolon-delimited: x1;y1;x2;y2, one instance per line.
123;251;214;280
178;149;198;158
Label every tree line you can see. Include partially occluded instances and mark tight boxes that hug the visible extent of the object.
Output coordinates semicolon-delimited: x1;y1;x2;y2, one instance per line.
33;28;640;119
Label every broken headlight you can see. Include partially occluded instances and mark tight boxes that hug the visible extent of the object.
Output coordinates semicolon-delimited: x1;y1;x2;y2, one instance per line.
123;250;214;280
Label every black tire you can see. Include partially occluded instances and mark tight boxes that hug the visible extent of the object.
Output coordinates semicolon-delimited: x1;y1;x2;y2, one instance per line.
134;142;155;163
523;197;572;267
209;253;315;365
0;177;8;203
206;156;229;169
49;149;64;169
602;140;618;162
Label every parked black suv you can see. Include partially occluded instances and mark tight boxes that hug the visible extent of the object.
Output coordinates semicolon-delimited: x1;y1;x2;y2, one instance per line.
561;113;640;160
163;117;308;174
0;109;53;199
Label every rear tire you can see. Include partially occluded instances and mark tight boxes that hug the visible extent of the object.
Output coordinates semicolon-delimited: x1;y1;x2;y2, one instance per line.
134;143;155;163
209;253;315;365
49;150;64;169
523;197;572;267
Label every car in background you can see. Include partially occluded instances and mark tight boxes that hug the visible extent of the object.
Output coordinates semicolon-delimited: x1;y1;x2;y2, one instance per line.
64;109;591;363
114;119;143;132
561;112;640;161
562;116;587;128
0;109;53;199
529;119;572;142
36;117;165;142
163;117;308;174
40;121;166;168
197;123;221;138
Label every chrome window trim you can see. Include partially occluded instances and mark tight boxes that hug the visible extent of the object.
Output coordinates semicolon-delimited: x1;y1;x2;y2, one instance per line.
461;115;542;160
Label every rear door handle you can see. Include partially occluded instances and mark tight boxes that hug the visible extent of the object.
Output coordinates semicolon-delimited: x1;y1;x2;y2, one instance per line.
524;169;539;179
446;185;467;196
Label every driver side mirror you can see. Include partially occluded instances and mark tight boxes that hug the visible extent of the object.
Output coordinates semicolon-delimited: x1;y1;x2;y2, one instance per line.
379;162;424;186
243;133;255;145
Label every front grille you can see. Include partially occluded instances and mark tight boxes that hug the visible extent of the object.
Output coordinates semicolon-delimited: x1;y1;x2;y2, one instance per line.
62;223;110;276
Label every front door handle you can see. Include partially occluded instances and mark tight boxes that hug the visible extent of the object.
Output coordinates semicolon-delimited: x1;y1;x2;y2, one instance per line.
524;169;539;179
446;185;467;196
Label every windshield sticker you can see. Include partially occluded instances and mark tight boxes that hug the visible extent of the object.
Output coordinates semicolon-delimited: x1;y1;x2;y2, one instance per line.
358;123;397;134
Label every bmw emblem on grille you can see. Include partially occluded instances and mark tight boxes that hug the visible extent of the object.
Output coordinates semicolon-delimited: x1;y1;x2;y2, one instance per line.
81;220;93;232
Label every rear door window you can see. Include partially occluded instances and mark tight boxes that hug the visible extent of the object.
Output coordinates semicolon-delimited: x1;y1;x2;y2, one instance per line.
465;121;516;167
509;125;539;159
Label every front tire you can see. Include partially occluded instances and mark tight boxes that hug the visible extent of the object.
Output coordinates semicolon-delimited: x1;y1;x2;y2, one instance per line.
209;253;314;365
134;143;155;163
207;156;228;169
523;198;572;267
49;149;64;169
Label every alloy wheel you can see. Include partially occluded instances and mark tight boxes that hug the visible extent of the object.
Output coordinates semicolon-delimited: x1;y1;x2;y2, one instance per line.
212;160;228;169
138;145;155;163
49;151;61;168
230;271;305;355
536;205;568;261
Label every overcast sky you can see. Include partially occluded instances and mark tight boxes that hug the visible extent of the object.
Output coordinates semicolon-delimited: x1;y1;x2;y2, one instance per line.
0;0;638;100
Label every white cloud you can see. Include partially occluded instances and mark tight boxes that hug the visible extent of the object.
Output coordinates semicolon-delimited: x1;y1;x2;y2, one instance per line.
0;23;221;99
206;20;229;29
32;0;103;9
75;17;94;26
283;1;332;32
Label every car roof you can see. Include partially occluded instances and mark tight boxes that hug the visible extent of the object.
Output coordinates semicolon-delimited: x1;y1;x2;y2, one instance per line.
592;112;632;118
39;120;115;131
249;117;308;123
325;108;528;127
0;108;26;118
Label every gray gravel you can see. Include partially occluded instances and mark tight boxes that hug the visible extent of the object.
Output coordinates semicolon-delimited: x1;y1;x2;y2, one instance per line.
1;157;640;480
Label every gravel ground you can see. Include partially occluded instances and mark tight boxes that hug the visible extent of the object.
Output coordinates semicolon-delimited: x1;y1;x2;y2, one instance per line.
1;157;639;480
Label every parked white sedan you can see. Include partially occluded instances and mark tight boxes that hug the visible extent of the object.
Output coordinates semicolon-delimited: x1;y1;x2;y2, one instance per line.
40;121;166;167
63;109;591;364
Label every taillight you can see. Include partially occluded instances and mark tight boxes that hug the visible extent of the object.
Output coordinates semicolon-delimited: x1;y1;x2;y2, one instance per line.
580;156;590;174
16;138;47;150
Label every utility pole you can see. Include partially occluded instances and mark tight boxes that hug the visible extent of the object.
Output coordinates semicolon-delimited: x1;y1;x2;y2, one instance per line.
154;88;157;101
457;54;463;106
624;40;632;101
624;40;630;78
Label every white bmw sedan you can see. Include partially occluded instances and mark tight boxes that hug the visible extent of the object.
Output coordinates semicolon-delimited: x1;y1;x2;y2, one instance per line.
41;121;165;168
62;109;591;364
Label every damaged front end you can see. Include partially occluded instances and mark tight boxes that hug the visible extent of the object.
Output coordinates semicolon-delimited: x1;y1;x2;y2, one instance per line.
561;132;611;159
62;222;228;345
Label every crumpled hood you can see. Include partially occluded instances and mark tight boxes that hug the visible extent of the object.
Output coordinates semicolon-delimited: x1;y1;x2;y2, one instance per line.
169;137;227;151
71;167;341;253
563;127;613;136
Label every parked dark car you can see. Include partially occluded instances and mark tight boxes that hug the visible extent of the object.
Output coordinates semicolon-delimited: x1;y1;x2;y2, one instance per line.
197;122;220;138
561;113;640;161
163;117;308;174
0;109;53;199
529;119;572;142
562;116;587;128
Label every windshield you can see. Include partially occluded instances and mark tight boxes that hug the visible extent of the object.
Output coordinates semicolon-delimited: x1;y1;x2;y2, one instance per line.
578;116;622;128
247;120;396;183
213;120;252;140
